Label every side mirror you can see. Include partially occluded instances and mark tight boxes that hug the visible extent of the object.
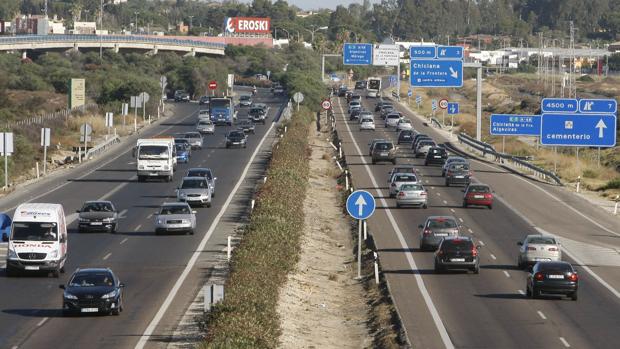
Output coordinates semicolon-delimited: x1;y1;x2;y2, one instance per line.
154;212;159;216
76;210;81;213
119;283;125;288
517;241;523;246
213;177;218;181
59;285;65;290
2;233;8;242
418;224;424;229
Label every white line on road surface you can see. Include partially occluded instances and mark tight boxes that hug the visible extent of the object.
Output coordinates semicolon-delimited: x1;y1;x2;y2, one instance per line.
147;213;153;218
431;186;435;190
135;120;278;349
118;209;128;218
458;218;463;222
479;240;485;246
36;318;48;327
334;99;454;349
443;200;448;205
120;238;128;245
517;289;525;295
537;311;547;320
468;228;473;234
449;208;455;213
102;253;112;260
436;192;441;196
490;253;497;260
425;180;429;183
134;224;142;232
559;337;571;347
503;271;510;278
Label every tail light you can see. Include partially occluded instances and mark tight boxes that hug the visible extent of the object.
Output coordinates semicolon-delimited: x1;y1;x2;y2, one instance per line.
423;229;432;235
534;272;544;281
398;191;405;197
468;171;473;176
527;246;536;251
472;247;478;257
568;273;578;282
484;194;492;199
548;247;559;252
420;191;427;196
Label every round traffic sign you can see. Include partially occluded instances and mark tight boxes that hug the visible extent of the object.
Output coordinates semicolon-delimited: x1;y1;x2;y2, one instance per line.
439;98;449;109
321;99;332;110
208;81;217;90
293;92;304;103
346;190;376;220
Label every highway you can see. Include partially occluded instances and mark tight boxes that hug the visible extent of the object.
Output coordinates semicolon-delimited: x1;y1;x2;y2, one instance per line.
334;95;620;349
0;88;284;349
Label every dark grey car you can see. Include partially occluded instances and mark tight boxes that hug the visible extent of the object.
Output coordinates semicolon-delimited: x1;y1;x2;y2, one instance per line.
445;162;472;187
371;141;397;165
77;201;118;233
419;216;460;251
434;236;480;274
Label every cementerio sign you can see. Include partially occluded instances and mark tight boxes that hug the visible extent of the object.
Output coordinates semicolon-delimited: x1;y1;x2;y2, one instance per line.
225;17;271;34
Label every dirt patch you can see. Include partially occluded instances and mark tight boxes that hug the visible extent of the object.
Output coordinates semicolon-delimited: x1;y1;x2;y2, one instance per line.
275;125;372;349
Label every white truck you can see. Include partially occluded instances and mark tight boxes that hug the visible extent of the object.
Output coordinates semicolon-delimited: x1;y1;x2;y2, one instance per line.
367;77;382;98
4;203;68;277
135;137;175;182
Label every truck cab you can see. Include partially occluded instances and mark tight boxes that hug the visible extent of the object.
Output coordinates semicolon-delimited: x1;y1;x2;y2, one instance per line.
209;97;236;126
135;138;175;182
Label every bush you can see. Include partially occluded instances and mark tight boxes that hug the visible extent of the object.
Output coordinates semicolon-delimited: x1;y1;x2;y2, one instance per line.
582;169;599;178
598;177;620;191
577;75;595;82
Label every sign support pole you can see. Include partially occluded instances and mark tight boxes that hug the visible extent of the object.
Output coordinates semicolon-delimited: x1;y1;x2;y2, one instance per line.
134;103;138;133
357;219;362;279
476;65;482;141
396;63;401;101
502;136;505;154
43;142;47;175
3;135;7;189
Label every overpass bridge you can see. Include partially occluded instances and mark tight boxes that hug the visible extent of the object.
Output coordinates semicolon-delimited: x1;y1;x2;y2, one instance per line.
0;34;226;56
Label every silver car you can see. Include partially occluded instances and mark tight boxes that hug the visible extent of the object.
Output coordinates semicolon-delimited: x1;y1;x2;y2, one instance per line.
395;118;413;132
384;112;403;128
196;119;215;134
183;132;203;149
186;167;217;197
154;202;196;235
389;172;419;197
176;176;212;207
419;216;460;251
360;116;375;131
396;183;428;208
348;101;361;113
517;235;562;268
415;140;437;158
442;156;467;176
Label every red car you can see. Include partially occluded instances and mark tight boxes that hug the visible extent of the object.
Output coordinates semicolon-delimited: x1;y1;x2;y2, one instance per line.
463;184;493;209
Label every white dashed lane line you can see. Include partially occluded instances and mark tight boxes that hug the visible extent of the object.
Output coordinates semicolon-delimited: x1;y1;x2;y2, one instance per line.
458;218;464;223
559;337;571;348
478;240;485;246
449;208;455;213
120;238;128;245
36;317;48;327
503;271;511;278
537;310;547;320
134;224;142;232
489;253;497;260
436;192;441;196
103;253;112;261
468;228;474;234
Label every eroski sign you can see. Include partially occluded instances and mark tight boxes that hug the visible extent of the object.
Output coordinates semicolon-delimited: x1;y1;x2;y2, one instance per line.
225;17;271;34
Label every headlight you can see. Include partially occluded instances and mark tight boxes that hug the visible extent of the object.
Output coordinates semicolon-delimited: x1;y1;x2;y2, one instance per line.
79;217;89;223
179;193;187;198
101;290;118;299
7;248;17;259
138;165;145;170
102;217;114;223
49;250;59;259
181;220;189;224
64;292;78;300
157;219;163;225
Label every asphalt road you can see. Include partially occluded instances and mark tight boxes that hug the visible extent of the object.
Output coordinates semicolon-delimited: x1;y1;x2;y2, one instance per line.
0;88;284;349
334;95;620;349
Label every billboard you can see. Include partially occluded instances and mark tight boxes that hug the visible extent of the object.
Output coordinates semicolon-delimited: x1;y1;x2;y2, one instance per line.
225;17;271;34
69;78;86;109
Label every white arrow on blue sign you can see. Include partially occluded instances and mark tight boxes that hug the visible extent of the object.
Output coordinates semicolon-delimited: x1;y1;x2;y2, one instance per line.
437;46;463;59
578;98;617;114
410;59;463;88
540;113;617;147
346;190;376;220
447;102;459;115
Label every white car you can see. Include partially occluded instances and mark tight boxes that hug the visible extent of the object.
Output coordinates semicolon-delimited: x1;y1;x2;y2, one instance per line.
389;173;419;197
360;117;375;131
396;119;413;132
358;111;373;123
348;101;361;113
198;109;210;121
196;119;215;134
415;140;437;158
517;235;562;268
384;112;402;128
396;183;428;208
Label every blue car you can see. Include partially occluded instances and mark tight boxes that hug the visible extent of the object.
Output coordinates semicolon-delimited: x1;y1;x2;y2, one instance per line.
0;213;11;242
175;144;190;163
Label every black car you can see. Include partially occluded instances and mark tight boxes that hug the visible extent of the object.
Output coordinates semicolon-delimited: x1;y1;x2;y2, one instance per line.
397;130;415;144
424;147;448;166
350;108;363;120
237;119;256;134
249;107;266;124
60;268;124;316
338;86;348;97
76;201;118;233
355;81;367;90
434;236;480;274
199;96;210;105
174;90;190;102
527;261;578;300
375;101;392;112
226;131;247;148
445;162;471;187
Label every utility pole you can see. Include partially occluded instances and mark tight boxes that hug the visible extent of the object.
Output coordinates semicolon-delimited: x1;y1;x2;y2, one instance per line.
569;21;577;99
189;16;194;29
99;0;104;59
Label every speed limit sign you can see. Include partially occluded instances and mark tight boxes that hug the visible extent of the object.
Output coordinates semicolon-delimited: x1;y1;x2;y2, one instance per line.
321;99;332;110
439;98;449;110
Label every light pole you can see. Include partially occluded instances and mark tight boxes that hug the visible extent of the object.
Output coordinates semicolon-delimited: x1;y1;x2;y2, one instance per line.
279;28;290;40
189;16;194;29
134;11;139;34
304;25;328;43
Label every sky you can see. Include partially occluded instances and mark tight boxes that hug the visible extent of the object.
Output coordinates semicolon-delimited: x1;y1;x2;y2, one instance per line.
237;0;381;11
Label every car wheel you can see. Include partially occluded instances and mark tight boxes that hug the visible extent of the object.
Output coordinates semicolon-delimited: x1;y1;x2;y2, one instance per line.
5;265;16;277
517;257;523;269
372;160;376;165
422;204;428;209
531;286;540;299
392;159;397;165
189;230;195;235
434;263;443;273
424;161;428;166
445;181;450;187
570;291;578;301
137;176;145;182
488;204;493;210
207;202;212;208
396;203;400;208
472;265;480;274
52;269;60;278
111;307;121;316
111;224;117;234
526;285;531;297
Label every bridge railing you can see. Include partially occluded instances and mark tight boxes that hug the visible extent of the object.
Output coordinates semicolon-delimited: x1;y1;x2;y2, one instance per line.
0;34;226;49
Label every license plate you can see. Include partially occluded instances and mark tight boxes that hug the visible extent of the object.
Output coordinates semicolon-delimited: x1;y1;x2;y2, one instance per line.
90;222;103;225
149;172;158;176
548;274;564;279
451;258;465;262
380;152;388;156
81;308;99;313
435;233;448;237
455;176;464;178
535;257;551;261
474;195;484;199
434;156;441;158
25;266;40;270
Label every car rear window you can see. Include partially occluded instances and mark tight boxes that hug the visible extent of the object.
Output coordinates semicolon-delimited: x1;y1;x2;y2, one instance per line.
450;163;469;171
528;237;557;245
388;114;400;119
441;239;474;251
468;186;490;193
400;184;423;191
429;148;445;154
375;143;394;150
394;175;416;182
419;141;435;146
362;118;373;122
427;219;458;229
393;167;414;173
538;262;572;272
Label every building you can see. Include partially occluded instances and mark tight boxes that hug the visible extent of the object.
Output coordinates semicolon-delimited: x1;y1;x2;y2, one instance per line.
14;15;49;35
72;22;97;34
177;22;189;33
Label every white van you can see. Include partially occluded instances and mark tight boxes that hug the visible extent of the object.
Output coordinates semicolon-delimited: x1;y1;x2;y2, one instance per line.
4;203;68;277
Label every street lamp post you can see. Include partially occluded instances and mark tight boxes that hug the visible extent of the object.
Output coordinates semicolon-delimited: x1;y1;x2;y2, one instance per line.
134;12;139;34
304;25;328;43
189;16;194;29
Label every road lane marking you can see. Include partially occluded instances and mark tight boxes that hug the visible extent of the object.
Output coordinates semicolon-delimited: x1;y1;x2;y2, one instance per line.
147;213;153;218
517;289;525;295
503;271;510;278
118;209;128;218
135;117;278;349
478;240;485;246
436;193;441;196
449;208;454;213
134;224;142;232
103;253;112;260
458;218;463;222
120;238;128;245
425;180;429;183
489;253;497;260
537;311;547;320
559;337;570;347
468;228;473;234
431;186;435;189
36;318;48;327
333;98;455;349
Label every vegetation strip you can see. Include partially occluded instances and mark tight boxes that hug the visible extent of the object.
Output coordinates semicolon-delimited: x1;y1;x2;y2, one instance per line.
201;109;312;348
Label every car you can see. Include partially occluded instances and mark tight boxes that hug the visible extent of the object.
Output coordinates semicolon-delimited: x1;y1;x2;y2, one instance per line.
237;119;256;134
176;176;212;207
175;143;190;163
60;268;124;316
411;134;432;150
396;183;428;208
254;103;270;115
380;105;396;119
350;94;362;104
249;107;267;124
434;236;480;274
445;162;472;187
338;86;348;97
198;109;210;121
239;95;252;107
517;235;562;268
384;112;403;128
414;140;437;158
199;95;210;105
345;90;354;102
174;90;190;102
0;213;12;242
375;101;392;112
196;119;215;134
76;201;118;233
226;131;247;148
350;107;363;120
355;81;367;90
419;216;460;251
348;101;361;113
358;111;374;123
389;172;419;197
360;116;375;131
186;168;217;197
174;137;192;151
183;132;203;149
463;184;494;209
397;130;415;145
368;138;389;156
424;147;448;166
395;118;414;132
154;202;196;235
273;86;285;95
442;156;467;176
371;141;397;165
387;165;416;180
526;261;578;300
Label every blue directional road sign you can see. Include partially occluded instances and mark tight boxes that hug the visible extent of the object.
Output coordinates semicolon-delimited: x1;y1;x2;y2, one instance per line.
410;59;463;88
540;113;617;147
447;102;459;115
407;90;413;97
490;114;541;136
389;75;397;87
541;98;578;113
343;43;373;65
410;46;436;59
578;98;617;114
431;99;437;111
346;190;376;220
437;46;464;59
416;95;422;104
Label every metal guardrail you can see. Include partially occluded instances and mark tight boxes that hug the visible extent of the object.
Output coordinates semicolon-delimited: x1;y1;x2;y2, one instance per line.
85;135;121;160
457;132;563;185
430;117;443;129
0;34;227;49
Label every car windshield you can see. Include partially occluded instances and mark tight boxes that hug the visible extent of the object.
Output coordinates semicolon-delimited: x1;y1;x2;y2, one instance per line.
427;219;457;229
160;205;191;215
528;236;557;245
362;118;373;123
198;121;212;126
400;184;423;191
400;120;411;124
82;202;114;212
228;132;244;138
388;115;400;119
393;167;414;173
468;186;490;193
448;157;465;163
70;272;115;287
175;144;187;152
375;143;393;151
394;175;416;182
240;96;250;100
11;222;58;241
185;133;201;138
139;145;168;159
181;179;208;189
419;141;435;147
442;240;474;252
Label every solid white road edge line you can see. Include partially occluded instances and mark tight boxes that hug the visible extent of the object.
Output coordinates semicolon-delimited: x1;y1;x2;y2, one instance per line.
489;253;497;260
337;99;454;349
36;318;48;327
120;238;128;245
134;121;277;349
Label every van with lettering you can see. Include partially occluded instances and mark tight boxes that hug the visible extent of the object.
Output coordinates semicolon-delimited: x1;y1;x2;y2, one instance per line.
4;203;68;277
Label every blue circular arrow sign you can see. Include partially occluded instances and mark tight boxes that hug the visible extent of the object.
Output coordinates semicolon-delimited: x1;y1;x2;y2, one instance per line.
346;190;376;220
